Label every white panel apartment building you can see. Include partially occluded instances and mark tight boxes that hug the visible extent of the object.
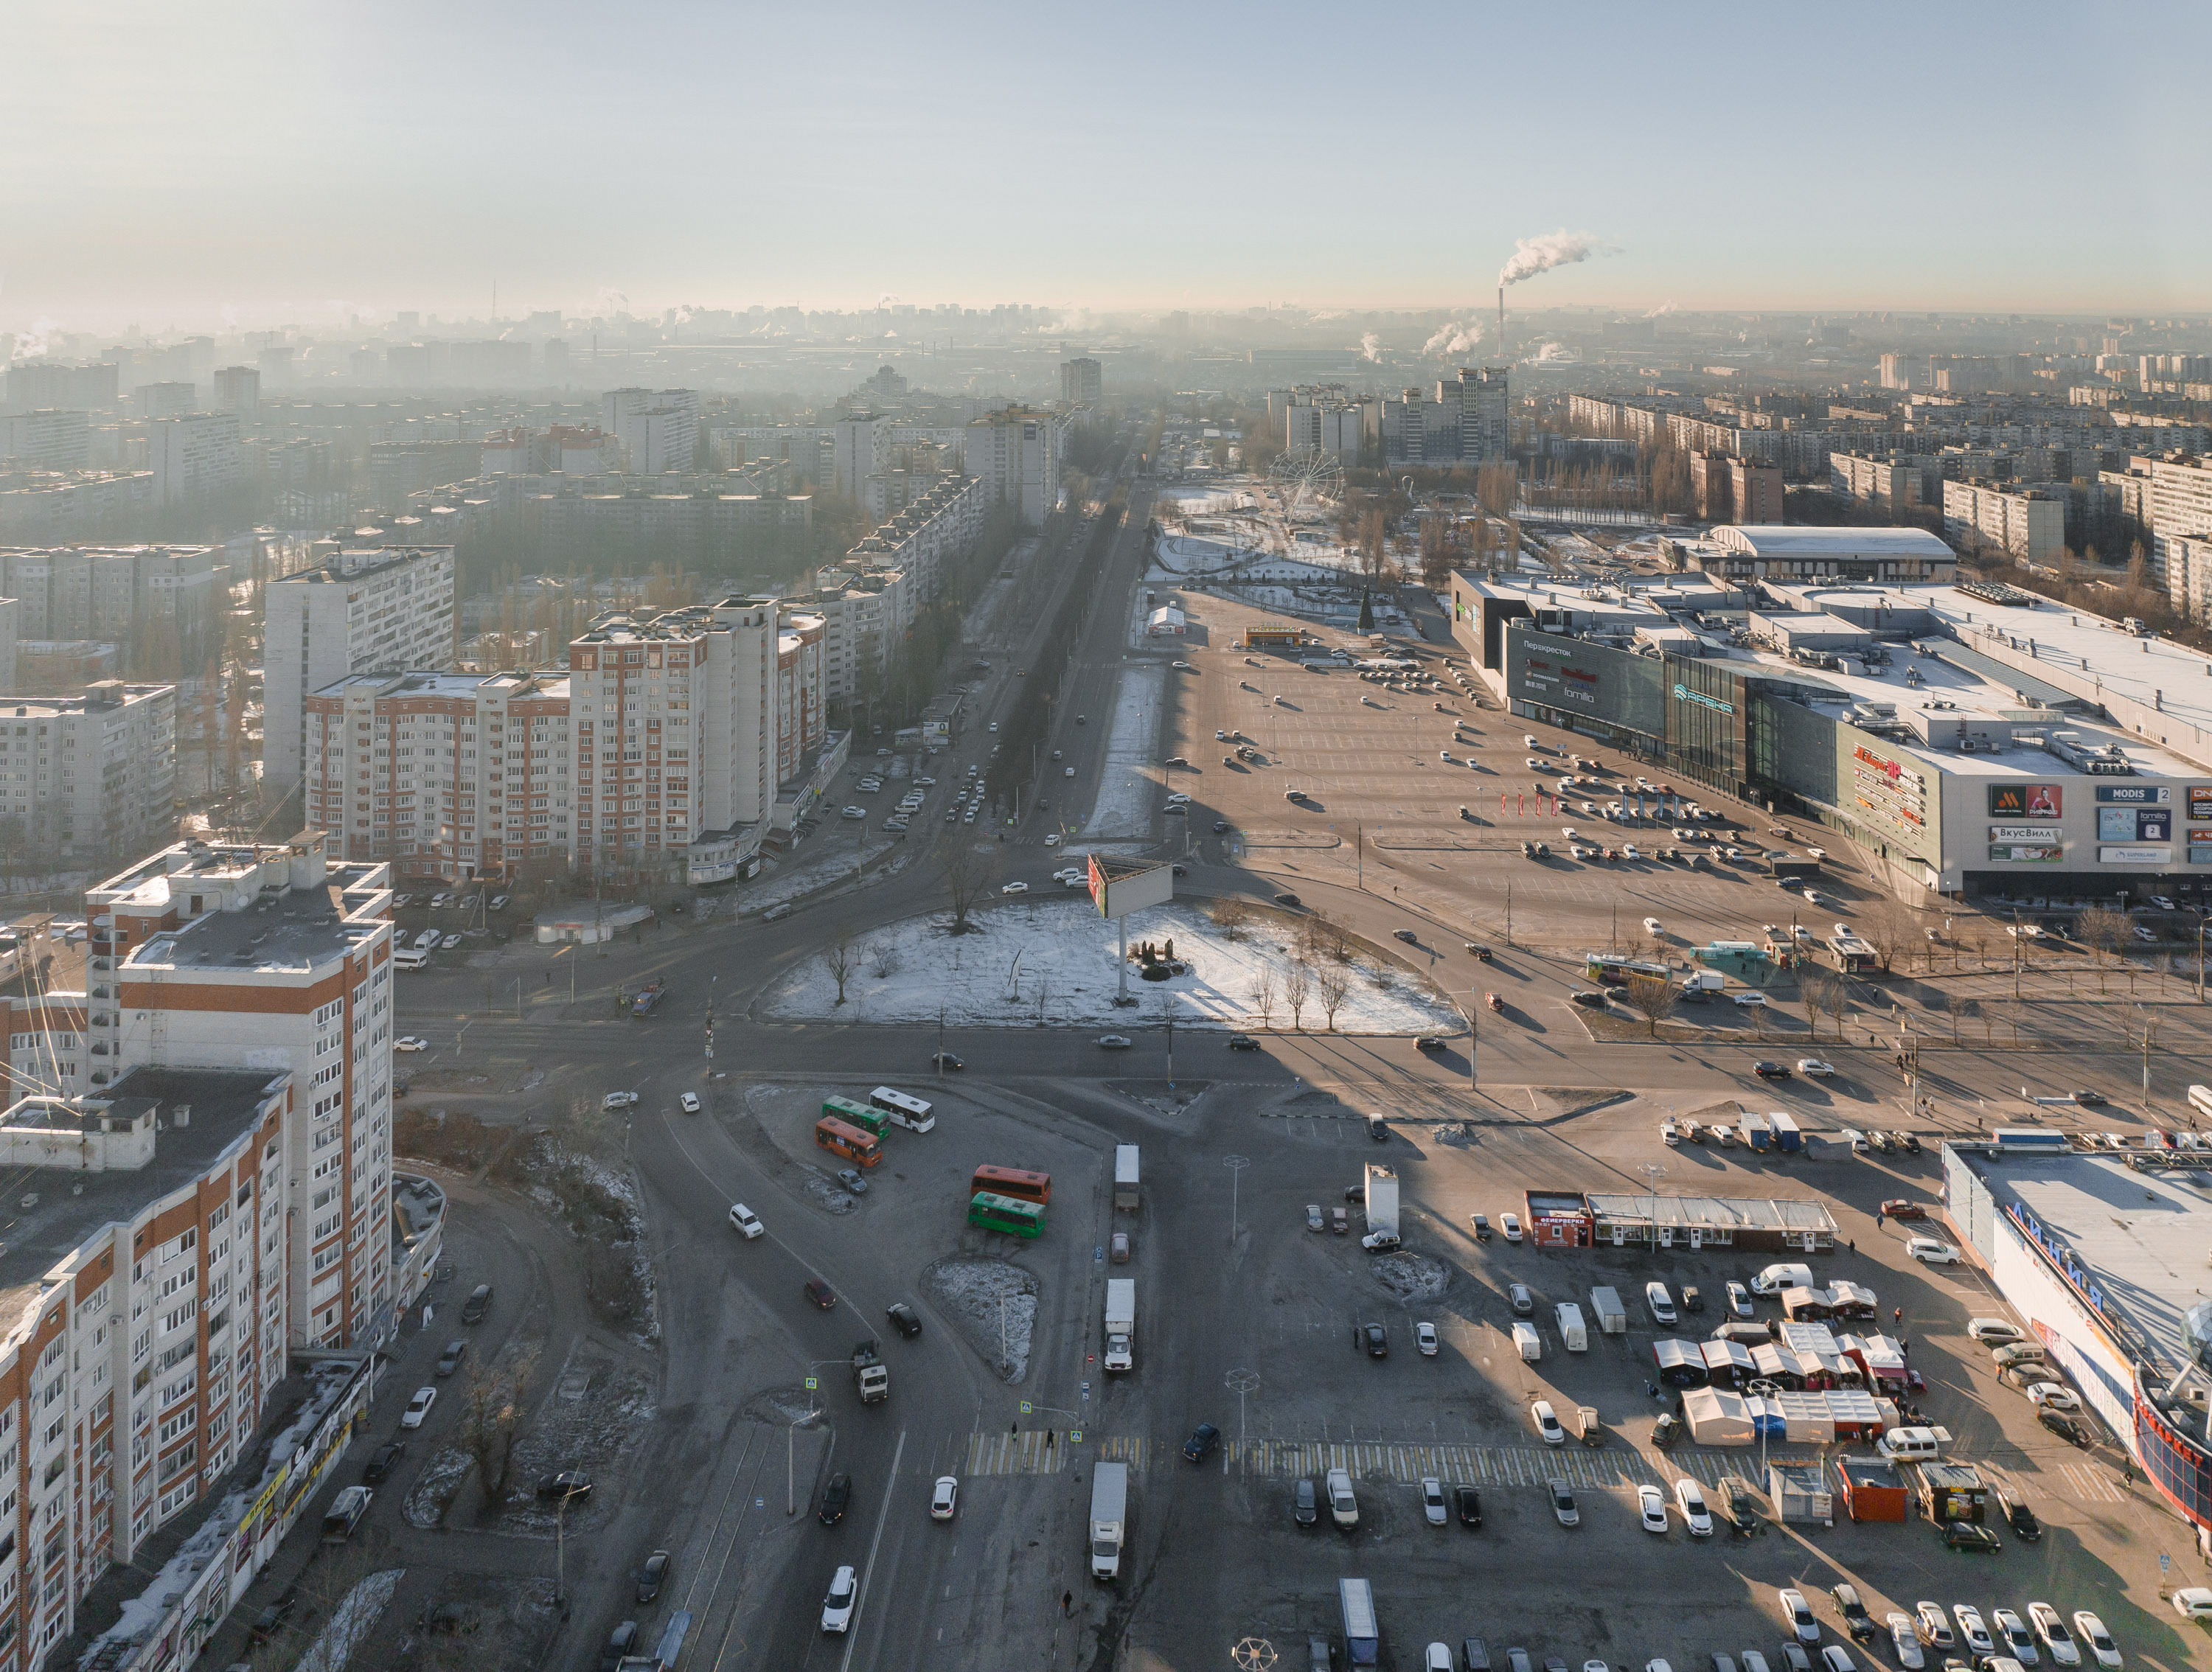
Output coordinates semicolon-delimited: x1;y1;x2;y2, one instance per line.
88;832;396;1351
0;682;176;863
302;669;572;878
262;546;456;791
1941;478;2066;563
963;406;1062;526
601;389;699;476
147;414;240;509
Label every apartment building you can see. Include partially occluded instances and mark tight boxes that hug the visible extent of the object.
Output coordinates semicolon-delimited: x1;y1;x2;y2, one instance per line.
0;683;177;863
0;599;14;697
601;389;699;475
480;425;616;476
211;366;259;419
1830;450;1947;519
88;833;396;1351
1690;452;1784;523
1060;358;1102;405
302;668;572;878
147;414;240;509
964;406;1062;525
566;599;827;871
0;412;90;473
0;1065;293;1665
262;546;457;791
0;546;223;665
1;363;116;413
1;975;86;1102
1942;478;2065;563
0;473;153;545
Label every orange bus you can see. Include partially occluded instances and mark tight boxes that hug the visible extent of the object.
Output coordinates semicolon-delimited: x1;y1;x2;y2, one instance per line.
816;1116;883;1168
971;1165;1050;1205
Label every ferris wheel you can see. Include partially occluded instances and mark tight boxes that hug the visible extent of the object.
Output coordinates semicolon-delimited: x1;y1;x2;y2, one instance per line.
1269;447;1343;516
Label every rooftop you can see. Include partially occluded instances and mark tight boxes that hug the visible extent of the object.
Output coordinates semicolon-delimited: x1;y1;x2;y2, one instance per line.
127;875;384;973
270;544;451;584
1714;525;1956;560
0;1067;284;1331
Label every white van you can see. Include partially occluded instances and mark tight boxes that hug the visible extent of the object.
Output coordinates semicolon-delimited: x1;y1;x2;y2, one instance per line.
1749;1262;1815;1297
1512;1321;1541;1362
1554;1303;1588;1353
1645;1281;1677;1325
391;945;429;971
1874;1424;1952;1465
411;929;439;952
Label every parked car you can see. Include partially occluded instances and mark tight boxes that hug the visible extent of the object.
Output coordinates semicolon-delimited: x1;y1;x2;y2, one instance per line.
363;1442;406;1484
537;1471;593;1503
435;1340;467;1377
1879;1199;1926;1220
636;1550;670;1604
400;1387;437;1429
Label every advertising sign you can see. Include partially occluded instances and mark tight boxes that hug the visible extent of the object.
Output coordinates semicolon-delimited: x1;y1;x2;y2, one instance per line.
1989;843;2064;863
1989;784;2062;819
2098;846;2171;865
2191;786;2212;818
2099;807;2172;842
2096;784;2170;804
2191;844;2212;865
1989;825;2051;842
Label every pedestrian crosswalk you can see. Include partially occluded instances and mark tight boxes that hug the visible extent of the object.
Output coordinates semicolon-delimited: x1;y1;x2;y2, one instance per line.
958;1431;2129;1505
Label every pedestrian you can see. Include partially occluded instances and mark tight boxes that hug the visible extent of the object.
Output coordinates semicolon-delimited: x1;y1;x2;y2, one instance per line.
1062;1591;1074;1616
1893;1306;1903;1326
1900;1338;1909;1354
1847;1237;1856;1253
1874;1211;1884;1230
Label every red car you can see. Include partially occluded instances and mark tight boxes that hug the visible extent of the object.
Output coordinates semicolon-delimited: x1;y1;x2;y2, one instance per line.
804;1277;837;1309
1879;1199;1926;1220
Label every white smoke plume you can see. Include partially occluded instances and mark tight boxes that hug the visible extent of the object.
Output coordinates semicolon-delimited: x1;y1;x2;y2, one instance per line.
1422;319;1485;356
9;315;62;360
1359;332;1381;362
592;288;630;316
219;304;239;328
1645;299;1677;318
1498;229;1618;287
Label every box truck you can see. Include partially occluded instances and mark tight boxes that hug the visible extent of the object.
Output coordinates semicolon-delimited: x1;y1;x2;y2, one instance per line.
1739;1112;1773;1152
1588;1286;1627;1334
1338;1578;1380;1668
1769;1112;1803;1152
1362;1166;1399;1240
1113;1145;1141;1211
1090;1462;1130;1579
1554;1302;1588;1352
1103;1278;1136;1373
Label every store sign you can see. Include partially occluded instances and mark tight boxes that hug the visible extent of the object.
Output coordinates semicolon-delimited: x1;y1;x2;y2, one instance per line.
1989;843;2063;863
1521;652;1600;708
1989;825;2050;842
2098;807;2171;843
1673;684;1735;716
2191;845;2212;865
2098;846;2171;864
2191;786;2212;818
2096;784;2169;804
1989;784;2062;819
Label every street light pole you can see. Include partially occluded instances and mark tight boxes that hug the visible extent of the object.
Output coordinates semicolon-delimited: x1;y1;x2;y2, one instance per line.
1225;1154;1250;1246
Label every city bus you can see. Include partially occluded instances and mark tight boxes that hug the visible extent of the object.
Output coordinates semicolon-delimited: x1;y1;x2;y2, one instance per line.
967;1191;1046;1239
1585;952;1671;987
815;1116;883;1168
971;1165;1051;1205
2190;1084;2212;1122
823;1096;888;1139
869;1086;936;1132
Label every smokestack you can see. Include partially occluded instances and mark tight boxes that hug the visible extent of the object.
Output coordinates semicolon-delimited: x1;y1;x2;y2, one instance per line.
1498;288;1506;362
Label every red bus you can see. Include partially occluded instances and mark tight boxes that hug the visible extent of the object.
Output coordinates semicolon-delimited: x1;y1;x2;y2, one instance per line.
971;1165;1050;1205
816;1117;883;1168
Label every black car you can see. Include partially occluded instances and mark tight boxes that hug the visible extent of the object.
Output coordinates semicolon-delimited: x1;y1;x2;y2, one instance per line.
2000;1494;2042;1542
1293;1476;1319;1526
1753;1061;1792;1081
1181;1423;1220;1463
1681;1285;1705;1313
1273;892;1301;908
886;1302;922;1338
537;1471;594;1503
1228;1034;1260;1051
1360;1323;1388;1357
2039;1408;2091;1447
1832;1584;1878;1642
248;1590;297;1644
1455;1484;1483;1526
818;1472;852;1525
1213;821;1231;833
1171;864;1189;877
636;1549;671;1603
1942;1519;2001;1553
436;1339;467;1377
599;1621;640;1672
1394;929;1419;944
1415;1036;1444;1051
930;1051;965;1070
2072;1089;2107;1107
460;1283;493;1323
1568;990;1607;1009
363;1442;406;1484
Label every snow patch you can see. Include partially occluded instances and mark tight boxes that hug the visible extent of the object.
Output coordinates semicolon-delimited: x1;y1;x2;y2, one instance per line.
928;1257;1037;1382
296;1568;403;1672
1082;665;1165;837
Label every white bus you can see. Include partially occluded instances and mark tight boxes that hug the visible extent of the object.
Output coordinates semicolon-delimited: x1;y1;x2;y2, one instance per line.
2188;1084;2212;1122
392;945;429;970
869;1086;935;1132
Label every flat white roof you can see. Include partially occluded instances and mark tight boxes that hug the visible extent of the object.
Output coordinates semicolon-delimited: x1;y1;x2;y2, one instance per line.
1715;525;1955;559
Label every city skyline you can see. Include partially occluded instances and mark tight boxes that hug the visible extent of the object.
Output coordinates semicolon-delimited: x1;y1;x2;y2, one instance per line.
6;0;2209;337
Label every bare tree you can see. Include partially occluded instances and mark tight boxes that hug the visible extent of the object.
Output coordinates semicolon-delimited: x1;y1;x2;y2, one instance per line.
1248;967;1277;1028
940;840;998;935
823;922;857;1005
1620;970;1679;1037
1315;963;1351;1029
1863;902;1905;975
1822;975;1851;1042
2077;905;2127;990
872;941;902;979
1210;896;1251;939
457;1343;540;1512
1284;960;1312;1030
1798;968;1834;1042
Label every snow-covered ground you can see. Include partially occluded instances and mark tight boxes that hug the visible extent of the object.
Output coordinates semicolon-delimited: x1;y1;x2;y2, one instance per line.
1082;664;1164;837
296;1570;403;1672
739;823;908;912
760;898;1464;1034
928;1258;1037;1382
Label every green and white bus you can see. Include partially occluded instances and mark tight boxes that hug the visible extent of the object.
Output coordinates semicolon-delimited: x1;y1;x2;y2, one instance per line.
822;1096;888;1139
967;1191;1046;1239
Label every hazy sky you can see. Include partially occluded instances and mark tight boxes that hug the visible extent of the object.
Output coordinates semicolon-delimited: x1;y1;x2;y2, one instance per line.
6;0;2208;335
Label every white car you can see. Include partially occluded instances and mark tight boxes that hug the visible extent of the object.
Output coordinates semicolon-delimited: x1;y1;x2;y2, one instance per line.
1725;1281;1753;1317
2069;1612;2120;1668
1065;766;1077;778
821;1564;858;1632
1797;1059;1835;1078
1096;1035;1132;1050
1672;1477;1711;1535
439;934;462;951
2026;1605;2079;1668
395;1037;428;1053
1906;1238;1961;1264
1732;991;1769;1008
2025;1382;2081;1411
916;776;936;787
400;1386;437;1429
988;722;998;732
1660;1119;1681;1146
1560;827;1580;841
1425;1648;1453;1672
1621;844;1641;860
1968;1317;2025;1344
1818;1652;1856;1672
728;1202;763;1239
678;1093;701;1114
1500;1211;1523;1243
602;1090;640;1110
1992;1609;2038;1665
1531;1401;1565;1446
1781;1589;1820;1645
1416;1322;1439;1356
1886;1614;1925;1671
1955;1607;1996;1658
930;1476;959;1521
1044;833;1060;846
1643;917;1663;935
1645;1281;1677;1325
841;806;866;819
2174;1588;2212;1620
1001;882;1029;894
1637;1483;1669;1533
1422;1476;1448;1525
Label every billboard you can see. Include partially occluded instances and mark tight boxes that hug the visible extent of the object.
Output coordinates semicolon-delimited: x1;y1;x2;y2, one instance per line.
2098;807;2171;843
2095;784;2170;804
2099;846;2171;865
2192;786;2212;819
1989;843;2063;863
1088;854;1174;919
1838;731;1938;863
1988;784;2062;820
